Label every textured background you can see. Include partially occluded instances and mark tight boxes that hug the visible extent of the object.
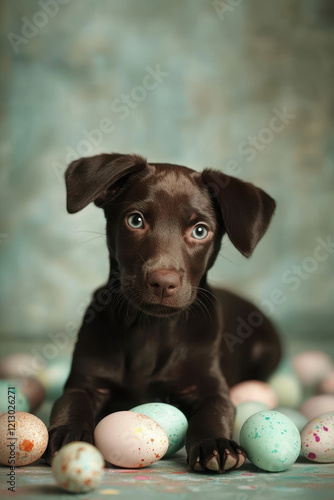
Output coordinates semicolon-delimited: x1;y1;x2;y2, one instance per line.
0;0;333;358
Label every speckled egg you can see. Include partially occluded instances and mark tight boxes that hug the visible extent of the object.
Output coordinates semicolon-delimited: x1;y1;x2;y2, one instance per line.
232;401;269;443
299;395;334;420
130;403;188;456
240;410;301;472
230;380;278;408
0;411;48;466
0;380;29;413
52;442;105;493
301;412;334;463
94;411;169;468
292;351;333;387
274;407;308;432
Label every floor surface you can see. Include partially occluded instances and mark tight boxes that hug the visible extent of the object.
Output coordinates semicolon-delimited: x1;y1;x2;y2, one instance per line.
1;450;334;500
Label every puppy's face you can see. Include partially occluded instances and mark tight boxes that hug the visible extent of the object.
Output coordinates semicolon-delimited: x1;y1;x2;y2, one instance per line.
65;153;275;318
105;164;223;317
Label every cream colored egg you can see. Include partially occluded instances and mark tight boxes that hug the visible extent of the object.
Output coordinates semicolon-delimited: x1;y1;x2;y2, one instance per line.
0;411;48;466
301;412;334;463
94;411;168;468
292;351;333;387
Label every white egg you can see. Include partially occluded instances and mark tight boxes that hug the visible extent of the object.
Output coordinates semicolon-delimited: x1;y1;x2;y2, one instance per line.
292;351;333;387
0;411;48;466
94;411;168;468
52;442;105;493
301;412;334;463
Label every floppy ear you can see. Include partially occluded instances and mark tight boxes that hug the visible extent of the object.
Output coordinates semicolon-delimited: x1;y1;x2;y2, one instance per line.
65;153;148;213
201;169;276;258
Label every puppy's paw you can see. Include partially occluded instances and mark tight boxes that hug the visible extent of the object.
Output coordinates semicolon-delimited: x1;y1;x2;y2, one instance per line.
187;438;246;473
43;424;94;465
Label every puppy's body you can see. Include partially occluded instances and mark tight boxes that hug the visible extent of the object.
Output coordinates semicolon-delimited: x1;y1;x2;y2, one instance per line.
47;155;281;473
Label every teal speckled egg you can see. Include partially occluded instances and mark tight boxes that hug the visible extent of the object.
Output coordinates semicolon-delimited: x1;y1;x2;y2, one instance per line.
240;410;301;472
130;403;188;456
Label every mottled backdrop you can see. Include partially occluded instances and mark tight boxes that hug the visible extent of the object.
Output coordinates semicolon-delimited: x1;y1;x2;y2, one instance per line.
0;0;333;357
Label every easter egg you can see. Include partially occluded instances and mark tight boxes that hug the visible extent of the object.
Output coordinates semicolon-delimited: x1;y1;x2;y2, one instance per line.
18;377;45;412
130;402;188;456
274;407;308;432
0;411;48;466
299;395;334;420
318;370;334;395
292;351;333;387
94;411;168;468
240;410;301;472
52;442;105;493
300;412;334;463
0;353;36;379
230;380;278;408
232;401;269;443
268;372;302;408
36;358;71;399
0;380;29;413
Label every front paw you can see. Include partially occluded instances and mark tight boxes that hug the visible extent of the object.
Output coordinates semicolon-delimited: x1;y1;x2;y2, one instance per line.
187;438;246;473
43;424;94;465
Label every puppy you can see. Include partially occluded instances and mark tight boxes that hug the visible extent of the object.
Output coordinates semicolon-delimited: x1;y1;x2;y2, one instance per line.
46;153;281;472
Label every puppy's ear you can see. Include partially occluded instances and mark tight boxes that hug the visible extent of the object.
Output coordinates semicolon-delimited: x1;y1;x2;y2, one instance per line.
65;153;147;213
202;169;276;257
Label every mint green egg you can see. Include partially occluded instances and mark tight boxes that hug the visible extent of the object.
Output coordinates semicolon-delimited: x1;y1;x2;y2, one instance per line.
130;403;188;456
240;410;301;472
0;380;29;413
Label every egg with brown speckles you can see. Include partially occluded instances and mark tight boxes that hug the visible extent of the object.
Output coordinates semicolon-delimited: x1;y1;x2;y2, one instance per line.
52;442;105;493
0;411;48;466
301;412;334;463
94;411;168;468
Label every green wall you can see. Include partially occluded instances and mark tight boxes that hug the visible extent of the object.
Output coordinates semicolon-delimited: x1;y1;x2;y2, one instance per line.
1;0;333;355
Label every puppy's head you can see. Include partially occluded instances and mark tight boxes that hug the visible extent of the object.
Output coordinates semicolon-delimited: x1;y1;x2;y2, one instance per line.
65;153;275;317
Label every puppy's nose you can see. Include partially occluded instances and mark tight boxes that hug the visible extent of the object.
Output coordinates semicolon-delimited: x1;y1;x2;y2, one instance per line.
148;270;181;299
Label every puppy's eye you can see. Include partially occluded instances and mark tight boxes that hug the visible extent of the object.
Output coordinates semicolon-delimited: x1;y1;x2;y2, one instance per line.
127;213;145;229
191;224;209;240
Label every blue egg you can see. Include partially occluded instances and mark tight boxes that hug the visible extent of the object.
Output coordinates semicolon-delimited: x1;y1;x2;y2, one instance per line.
274;406;308;432
130;402;188;456
0;380;29;413
240;410;301;472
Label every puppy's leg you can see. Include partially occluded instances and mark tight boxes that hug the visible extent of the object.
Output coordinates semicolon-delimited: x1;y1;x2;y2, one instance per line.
44;386;110;465
185;394;246;473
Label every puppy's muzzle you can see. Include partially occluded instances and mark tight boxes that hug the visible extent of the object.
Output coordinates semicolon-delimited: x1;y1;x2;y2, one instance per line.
148;270;181;299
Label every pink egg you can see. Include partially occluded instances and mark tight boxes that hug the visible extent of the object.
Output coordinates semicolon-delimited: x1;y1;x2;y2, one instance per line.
0;354;36;378
94;411;168;468
292;351;333;387
230;380;278;408
318;370;334;395
299;395;334;420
